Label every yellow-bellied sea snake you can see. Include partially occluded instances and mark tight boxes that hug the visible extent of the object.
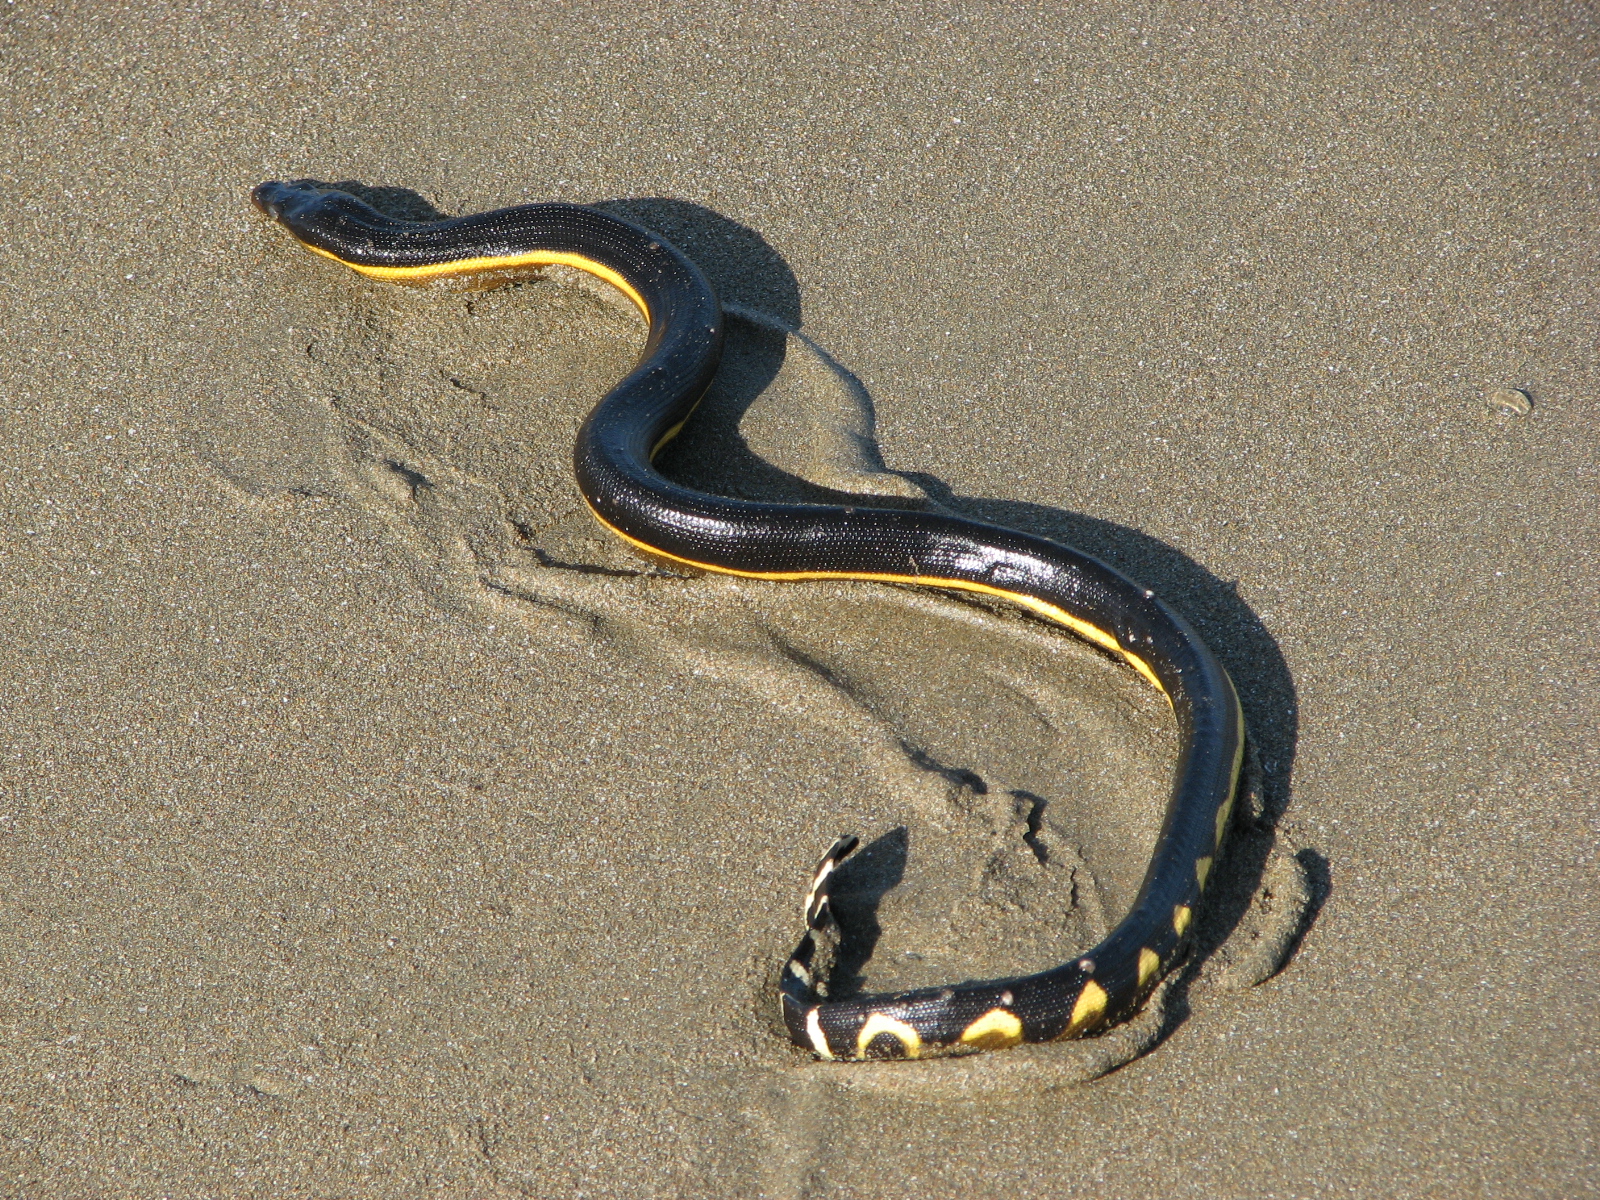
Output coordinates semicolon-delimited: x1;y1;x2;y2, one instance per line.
251;180;1245;1061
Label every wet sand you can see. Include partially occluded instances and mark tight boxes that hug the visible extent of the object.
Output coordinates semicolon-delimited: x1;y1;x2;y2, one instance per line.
2;4;1595;1196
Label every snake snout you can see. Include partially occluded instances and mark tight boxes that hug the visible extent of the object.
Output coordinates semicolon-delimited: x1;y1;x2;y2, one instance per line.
250;180;289;218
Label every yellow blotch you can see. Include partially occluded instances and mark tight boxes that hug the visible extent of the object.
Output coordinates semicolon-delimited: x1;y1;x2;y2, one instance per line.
1214;790;1235;849
1173;904;1192;936
1138;947;1161;989
805;1008;833;1060
1062;981;1108;1038
1196;856;1213;890
959;1007;1024;1052
855;1012;923;1060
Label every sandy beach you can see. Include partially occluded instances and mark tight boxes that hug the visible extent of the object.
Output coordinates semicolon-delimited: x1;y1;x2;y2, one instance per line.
1;3;1595;1196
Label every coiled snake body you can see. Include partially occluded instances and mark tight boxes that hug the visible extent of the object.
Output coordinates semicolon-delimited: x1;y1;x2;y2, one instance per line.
251;181;1244;1061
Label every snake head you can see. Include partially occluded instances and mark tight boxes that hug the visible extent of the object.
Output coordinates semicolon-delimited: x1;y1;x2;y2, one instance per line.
250;179;302;219
250;179;359;224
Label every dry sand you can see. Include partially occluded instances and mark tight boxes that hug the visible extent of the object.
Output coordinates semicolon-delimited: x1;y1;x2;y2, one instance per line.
2;3;1596;1197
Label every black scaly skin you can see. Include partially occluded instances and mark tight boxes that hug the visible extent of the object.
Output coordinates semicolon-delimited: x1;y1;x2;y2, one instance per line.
252;181;1244;1061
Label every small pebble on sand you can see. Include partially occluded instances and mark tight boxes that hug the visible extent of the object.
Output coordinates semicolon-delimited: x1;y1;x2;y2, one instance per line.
1485;386;1533;416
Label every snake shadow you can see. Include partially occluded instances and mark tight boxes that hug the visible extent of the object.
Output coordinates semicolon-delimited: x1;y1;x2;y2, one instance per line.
605;197;1324;1046
819;827;909;999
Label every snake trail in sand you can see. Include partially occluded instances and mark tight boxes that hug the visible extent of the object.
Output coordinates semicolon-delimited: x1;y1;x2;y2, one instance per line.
250;180;1245;1061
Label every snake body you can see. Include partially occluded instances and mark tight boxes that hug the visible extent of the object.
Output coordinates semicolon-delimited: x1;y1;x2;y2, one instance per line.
251;180;1244;1061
